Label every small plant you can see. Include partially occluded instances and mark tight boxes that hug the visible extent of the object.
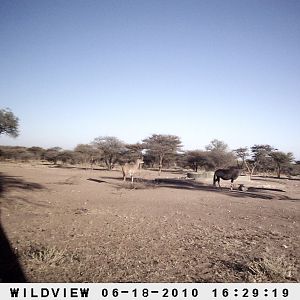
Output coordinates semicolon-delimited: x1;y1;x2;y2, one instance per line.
244;255;296;282
26;245;67;266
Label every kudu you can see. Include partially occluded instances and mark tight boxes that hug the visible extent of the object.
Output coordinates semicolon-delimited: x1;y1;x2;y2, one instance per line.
121;159;144;183
213;167;242;190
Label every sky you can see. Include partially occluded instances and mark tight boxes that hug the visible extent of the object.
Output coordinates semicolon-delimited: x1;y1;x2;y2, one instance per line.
0;0;299;158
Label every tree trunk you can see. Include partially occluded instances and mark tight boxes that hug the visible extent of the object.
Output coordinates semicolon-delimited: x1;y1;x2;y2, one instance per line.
250;164;256;179
158;155;163;176
105;158;111;170
244;161;252;179
277;165;281;178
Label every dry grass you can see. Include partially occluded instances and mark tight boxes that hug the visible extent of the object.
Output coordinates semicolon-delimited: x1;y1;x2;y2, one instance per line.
25;245;68;264
14;237;298;282
214;247;298;282
244;254;297;282
17;244;85;282
1;163;299;282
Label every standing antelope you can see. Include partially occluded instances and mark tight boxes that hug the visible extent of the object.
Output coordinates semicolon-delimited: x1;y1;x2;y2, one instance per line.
121;159;144;183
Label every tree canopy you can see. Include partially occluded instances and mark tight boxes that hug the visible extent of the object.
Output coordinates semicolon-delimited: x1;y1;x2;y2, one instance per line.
142;134;182;174
270;151;294;178
185;150;215;172
205;139;236;168
93;136;125;170
0;108;19;137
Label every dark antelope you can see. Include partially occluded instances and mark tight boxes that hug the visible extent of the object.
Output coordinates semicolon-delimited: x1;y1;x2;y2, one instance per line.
121;159;144;183
213;167;242;190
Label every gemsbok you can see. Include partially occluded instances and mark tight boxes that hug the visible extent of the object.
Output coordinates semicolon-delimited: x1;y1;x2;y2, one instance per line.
121;159;144;183
213;167;242;190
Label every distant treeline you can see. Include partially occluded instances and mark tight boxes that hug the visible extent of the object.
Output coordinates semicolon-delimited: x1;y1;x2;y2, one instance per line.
1;109;299;177
0;135;299;178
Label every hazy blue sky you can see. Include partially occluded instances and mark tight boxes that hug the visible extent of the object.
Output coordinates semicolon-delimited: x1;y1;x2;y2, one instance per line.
1;0;299;158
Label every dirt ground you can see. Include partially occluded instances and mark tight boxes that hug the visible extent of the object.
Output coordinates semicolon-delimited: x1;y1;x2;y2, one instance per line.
0;162;299;282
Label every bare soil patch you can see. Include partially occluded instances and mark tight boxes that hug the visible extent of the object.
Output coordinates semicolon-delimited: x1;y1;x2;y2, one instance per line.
0;162;299;282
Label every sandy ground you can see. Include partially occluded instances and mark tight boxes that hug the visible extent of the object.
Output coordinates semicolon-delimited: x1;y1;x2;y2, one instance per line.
0;162;299;282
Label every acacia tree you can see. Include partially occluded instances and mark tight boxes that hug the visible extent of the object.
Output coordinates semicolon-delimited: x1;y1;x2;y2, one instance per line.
250;144;275;176
270;151;294;178
0;108;19;137
185;150;215;172
233;147;249;167
205;139;228;152
233;147;253;177
27;147;46;160
92;136;125;170
290;161;300;176
205;139;236;168
57;150;75;165
74;144;101;169
142;134;182;174
44;147;62;164
118;143;144;165
142;151;156;168
0;146;29;161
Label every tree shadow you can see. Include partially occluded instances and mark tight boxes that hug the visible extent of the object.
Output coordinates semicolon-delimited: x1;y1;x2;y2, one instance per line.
50;164;107;171
148;178;300;202
87;178;107;184
252;175;300;182
100;175;123;181
87;177;141;190
0;173;45;282
0;175;44;193
88;174;300;201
